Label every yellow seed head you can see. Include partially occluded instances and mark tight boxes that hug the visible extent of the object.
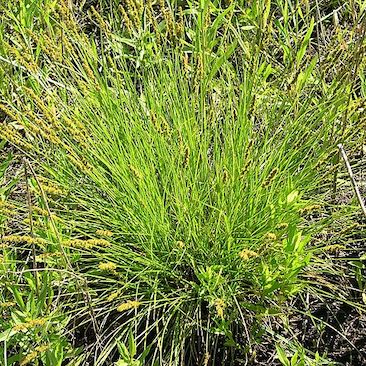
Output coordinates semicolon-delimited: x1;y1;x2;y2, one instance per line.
117;300;141;312
125;0;142;28
176;240;185;249
0;103;18;121
183;53;189;74
67;153;92;173
0;207;17;217
322;244;345;253
0;301;16;308
90;6;110;33
159;0;175;39
196;55;204;81
146;1;160;42
25;108;63;146
0;124;34;151
183;146;190;167
62;116;88;144
176;6;184;39
40;34;63;62
262;168;279;188
40;184;65;197
240;159;252;178
36;252;61;262
96;229;113;237
62;36;75;56
107;291;120;302
222;169;229;183
63;238;111;249
29;318;46;326
23;87;59;127
119;5;134;34
129;165;143;180
57;0;79;32
4;43;38;73
264;232;277;241
2;235;45;245
20;351;38;366
13;318;46;332
242;139;253;162
35;344;49;353
214;298;225;319
82;61;97;84
238;249;258;260
161;118;171;135
98;262;117;271
33;206;49;217
300;204;321;214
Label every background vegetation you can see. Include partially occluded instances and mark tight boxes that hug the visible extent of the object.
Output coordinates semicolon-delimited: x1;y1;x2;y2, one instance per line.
0;0;365;365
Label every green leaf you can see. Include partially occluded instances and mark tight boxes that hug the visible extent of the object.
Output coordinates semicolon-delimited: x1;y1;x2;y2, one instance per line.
207;5;234;49
206;41;237;83
296;17;314;65
0;329;16;342
9;286;25;311
275;344;290;366
115;361;129;366
139;344;152;363
262;0;271;29
117;341;130;361
0;152;13;181
128;331;136;359
287;190;299;204
296;56;317;91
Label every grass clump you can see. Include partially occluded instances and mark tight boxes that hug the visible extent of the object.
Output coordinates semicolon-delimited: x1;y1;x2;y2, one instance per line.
0;0;365;365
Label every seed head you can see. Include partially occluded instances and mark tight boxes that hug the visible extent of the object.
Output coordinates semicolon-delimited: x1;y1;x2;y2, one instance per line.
107;290;120;302
96;229;113;237
264;232;277;241
300;205;321;214
63;238;111;249
98;262;117;271
262;168;279;188
222;168;229;183
117;300;141;312
2;235;45;245
20;351;38;366
0;301;16;308
129;165;143;180
120;5;133;34
214;298;226;319
238;249;258;260
183;146;190;167
176;240;185;249
13;318;46;332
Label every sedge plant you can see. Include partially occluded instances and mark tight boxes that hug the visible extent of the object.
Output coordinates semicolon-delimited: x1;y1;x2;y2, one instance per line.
0;0;365;365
